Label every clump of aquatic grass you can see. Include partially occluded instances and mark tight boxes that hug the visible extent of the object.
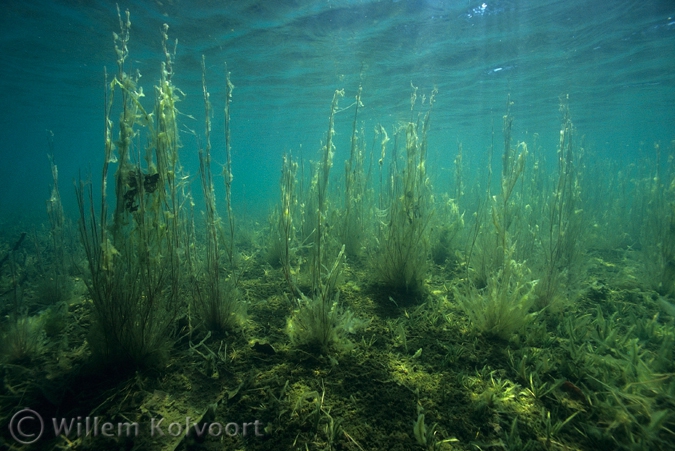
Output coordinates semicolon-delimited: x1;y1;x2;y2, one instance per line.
287;291;364;354
265;208;285;269
81;262;179;371
454;255;537;340
287;248;365;353
76;9;185;372
42;301;69;338
31;137;74;308
371;87;436;298
1;315;45;363
431;143;465;267
192;274;245;335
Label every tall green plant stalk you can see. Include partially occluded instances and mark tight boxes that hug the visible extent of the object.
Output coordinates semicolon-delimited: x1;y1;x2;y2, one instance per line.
455;142;463;207
192;56;243;333
493;97;527;261
155;23;182;300
343;86;366;259
223;65;235;269
279;152;300;295
375;125;390;243
199;56;217;293
287;90;363;354
372;87;436;297
457;97;535;339
76;9;184;370
198;56;220;329
377;125;390;211
536;96;584;308
312;89;344;294
46;131;66;274
637;141;675;295
40;131;73;306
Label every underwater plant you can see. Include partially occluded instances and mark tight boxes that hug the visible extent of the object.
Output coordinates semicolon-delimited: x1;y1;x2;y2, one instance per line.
430;142;465;267
370;86;436;300
430;195;463;266
533;97;586;311
286;90;363;354
34;273;72;307
76;9;185;371
636;141;675;296
268;152;302;295
0;315;45;363
30;143;75;308
287;246;364;353
464;97;530;289
454;254;536;339
458;97;537;338
189;55;245;335
341;85;367;260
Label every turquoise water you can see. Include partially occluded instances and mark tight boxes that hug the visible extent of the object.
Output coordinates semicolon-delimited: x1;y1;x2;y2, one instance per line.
0;0;673;219
2;3;675;449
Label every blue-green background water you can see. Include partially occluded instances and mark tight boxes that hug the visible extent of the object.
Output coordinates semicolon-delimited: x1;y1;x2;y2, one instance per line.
0;0;673;221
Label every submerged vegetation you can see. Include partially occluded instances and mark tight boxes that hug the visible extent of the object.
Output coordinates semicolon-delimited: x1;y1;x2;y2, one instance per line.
370;86;436;301
1;8;675;451
75;11;184;371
